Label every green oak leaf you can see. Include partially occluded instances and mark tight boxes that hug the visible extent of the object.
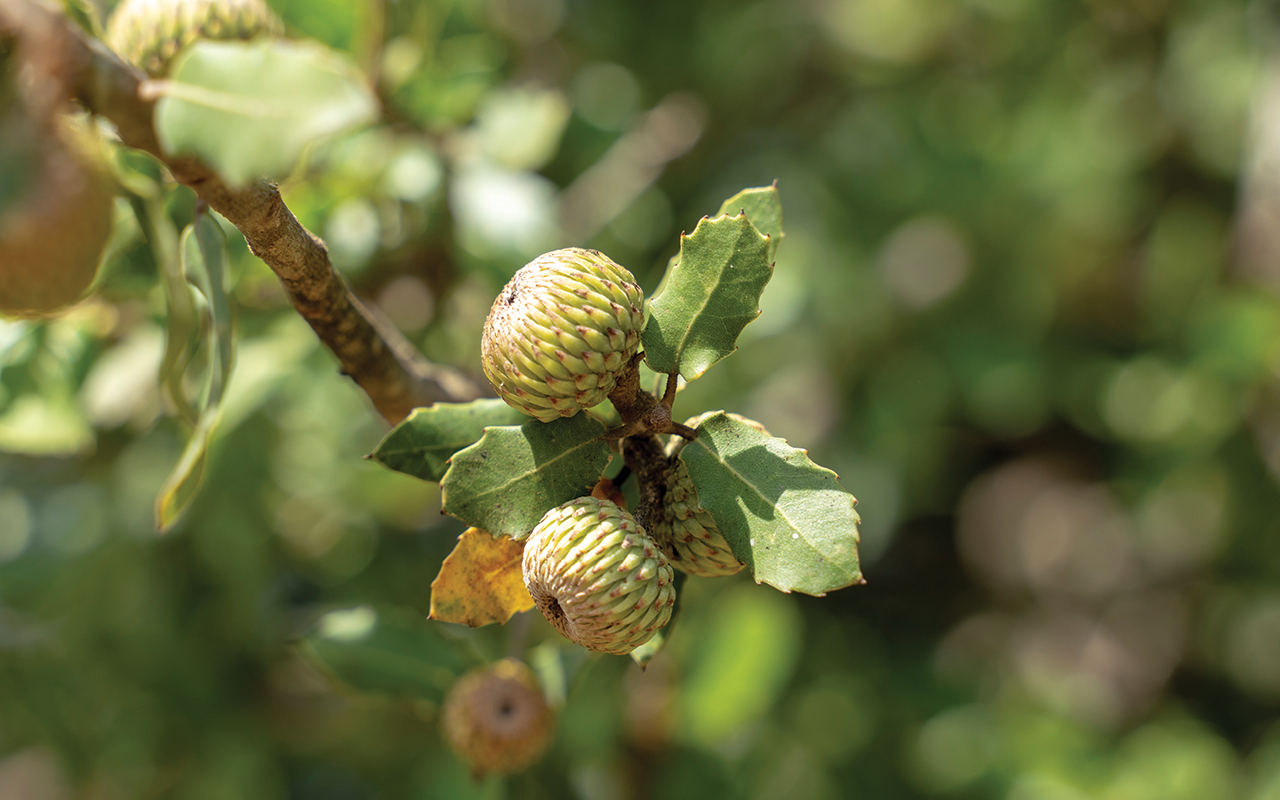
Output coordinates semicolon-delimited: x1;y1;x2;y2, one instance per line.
154;39;377;186
299;606;475;702
679;413;863;596
642;213;774;380
716;183;783;261
440;413;612;538
367;399;528;483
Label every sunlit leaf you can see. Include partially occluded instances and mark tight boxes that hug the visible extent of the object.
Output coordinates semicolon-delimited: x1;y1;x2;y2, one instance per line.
715;183;783;261
642;213;773;380
153;39;378;186
300;606;474;702
679;413;862;596
440;414;612;538
368;399;528;483
429;527;534;627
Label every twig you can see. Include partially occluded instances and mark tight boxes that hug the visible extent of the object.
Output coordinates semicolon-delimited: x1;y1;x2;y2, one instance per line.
0;0;481;425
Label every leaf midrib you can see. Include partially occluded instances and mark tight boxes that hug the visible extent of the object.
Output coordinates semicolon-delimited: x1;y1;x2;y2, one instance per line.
461;435;598;502
657;235;733;362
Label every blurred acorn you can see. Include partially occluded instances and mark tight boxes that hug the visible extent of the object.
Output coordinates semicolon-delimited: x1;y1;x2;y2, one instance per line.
521;496;674;654
105;0;284;78
482;248;646;423
0;113;116;318
441;659;554;778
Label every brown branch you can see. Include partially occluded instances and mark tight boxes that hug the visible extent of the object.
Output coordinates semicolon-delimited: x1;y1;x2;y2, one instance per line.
0;0;481;425
603;355;697;440
619;434;669;536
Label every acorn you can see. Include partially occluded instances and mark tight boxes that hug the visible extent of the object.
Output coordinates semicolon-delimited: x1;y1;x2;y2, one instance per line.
0;115;115;318
653;456;744;577
105;0;284;78
650;412;772;577
520;497;674;655
482;248;646;423
441;659;554;777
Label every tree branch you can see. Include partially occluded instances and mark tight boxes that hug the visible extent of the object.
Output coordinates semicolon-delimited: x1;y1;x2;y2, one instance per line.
0;0;481;425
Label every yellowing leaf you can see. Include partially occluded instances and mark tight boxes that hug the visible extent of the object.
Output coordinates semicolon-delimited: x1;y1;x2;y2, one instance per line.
429;528;534;627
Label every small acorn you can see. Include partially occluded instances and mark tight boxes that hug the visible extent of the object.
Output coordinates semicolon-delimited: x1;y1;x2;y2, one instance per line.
482;248;645;423
441;658;554;777
105;0;284;78
650;412;772;577
653;456;744;577
0;115;115;318
521;496;674;655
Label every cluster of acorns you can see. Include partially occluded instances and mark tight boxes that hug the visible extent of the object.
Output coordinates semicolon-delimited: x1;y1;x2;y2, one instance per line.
439;247;769;776
481;248;761;657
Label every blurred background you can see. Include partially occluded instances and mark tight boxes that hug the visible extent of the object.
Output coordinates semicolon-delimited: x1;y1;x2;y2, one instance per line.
4;0;1280;796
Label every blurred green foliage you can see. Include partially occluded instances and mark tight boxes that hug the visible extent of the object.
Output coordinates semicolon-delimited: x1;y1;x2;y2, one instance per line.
5;0;1280;796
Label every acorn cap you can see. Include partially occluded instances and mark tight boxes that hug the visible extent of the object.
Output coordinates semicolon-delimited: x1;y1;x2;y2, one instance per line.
522;496;675;655
482;248;645;423
653;456;744;577
649;412;772;577
105;0;284;78
441;658;554;777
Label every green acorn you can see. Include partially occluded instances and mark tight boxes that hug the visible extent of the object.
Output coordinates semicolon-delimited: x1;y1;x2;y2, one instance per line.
105;0;284;78
654;456;743;577
651;412;772;577
521;496;674;655
482;248;645;423
442;658;554;778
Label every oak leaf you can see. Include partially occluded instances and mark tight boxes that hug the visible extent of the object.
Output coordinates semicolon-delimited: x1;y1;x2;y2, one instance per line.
429;528;533;627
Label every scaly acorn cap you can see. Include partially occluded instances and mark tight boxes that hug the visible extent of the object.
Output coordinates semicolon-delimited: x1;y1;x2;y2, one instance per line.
441;658;554;778
655;457;744;577
521;496;675;655
105;0;284;78
482;248;645;423
652;412;772;577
